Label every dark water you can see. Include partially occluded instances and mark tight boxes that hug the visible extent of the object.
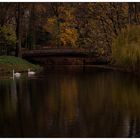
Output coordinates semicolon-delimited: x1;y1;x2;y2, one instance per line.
0;66;140;137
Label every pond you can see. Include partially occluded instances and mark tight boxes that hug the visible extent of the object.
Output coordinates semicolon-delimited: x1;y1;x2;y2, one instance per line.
0;66;140;137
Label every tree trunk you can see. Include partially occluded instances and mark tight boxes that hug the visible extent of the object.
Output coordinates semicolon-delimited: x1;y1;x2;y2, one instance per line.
128;3;133;24
27;4;36;50
31;4;36;49
51;3;61;48
134;3;138;24
15;3;22;57
56;18;60;48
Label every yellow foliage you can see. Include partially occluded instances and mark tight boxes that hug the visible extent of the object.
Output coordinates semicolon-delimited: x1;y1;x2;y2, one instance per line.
44;17;57;33
47;17;57;25
60;28;78;48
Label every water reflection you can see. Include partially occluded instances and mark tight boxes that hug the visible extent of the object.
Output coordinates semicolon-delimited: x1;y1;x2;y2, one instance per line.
0;67;140;137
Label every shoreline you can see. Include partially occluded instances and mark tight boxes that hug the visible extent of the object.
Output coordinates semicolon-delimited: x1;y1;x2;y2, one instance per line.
0;60;139;77
44;64;140;76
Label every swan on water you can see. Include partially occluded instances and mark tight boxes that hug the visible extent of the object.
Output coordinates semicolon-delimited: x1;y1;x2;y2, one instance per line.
28;68;35;76
13;69;21;78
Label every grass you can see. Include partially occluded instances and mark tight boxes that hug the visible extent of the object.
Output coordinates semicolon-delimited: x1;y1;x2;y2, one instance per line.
112;25;140;73
0;55;42;73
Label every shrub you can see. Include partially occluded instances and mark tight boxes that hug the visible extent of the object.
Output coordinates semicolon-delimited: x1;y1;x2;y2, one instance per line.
0;25;16;54
112;25;140;72
0;25;16;45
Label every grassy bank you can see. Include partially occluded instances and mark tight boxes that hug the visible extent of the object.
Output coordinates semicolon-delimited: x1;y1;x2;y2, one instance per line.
0;55;42;74
112;25;140;73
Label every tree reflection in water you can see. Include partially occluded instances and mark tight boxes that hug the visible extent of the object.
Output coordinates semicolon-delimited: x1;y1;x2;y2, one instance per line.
0;68;140;137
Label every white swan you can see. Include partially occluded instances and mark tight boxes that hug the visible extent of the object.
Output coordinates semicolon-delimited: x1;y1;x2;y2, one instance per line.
13;69;21;78
28;68;35;76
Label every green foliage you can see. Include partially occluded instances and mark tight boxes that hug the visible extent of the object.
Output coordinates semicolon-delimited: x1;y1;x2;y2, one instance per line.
0;55;41;72
112;25;140;72
0;25;16;47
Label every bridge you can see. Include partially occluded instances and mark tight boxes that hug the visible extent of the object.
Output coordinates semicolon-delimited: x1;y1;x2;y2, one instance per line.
22;48;110;65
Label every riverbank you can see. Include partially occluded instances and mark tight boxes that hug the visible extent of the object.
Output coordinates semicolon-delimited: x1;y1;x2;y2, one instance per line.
0;55;42;74
0;55;139;77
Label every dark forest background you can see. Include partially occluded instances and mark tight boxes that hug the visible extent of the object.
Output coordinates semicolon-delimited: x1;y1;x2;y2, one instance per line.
0;3;140;58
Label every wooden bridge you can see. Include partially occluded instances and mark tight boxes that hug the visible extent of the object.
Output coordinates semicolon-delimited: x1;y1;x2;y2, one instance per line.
22;48;93;57
22;48;110;65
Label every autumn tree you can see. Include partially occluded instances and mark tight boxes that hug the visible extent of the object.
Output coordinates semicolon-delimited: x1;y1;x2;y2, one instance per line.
74;3;129;55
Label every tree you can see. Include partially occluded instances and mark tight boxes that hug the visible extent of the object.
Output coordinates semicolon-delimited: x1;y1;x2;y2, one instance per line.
0;3;12;27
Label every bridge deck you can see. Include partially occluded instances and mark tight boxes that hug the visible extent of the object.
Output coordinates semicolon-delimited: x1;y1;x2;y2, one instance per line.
22;48;110;65
22;48;97;58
